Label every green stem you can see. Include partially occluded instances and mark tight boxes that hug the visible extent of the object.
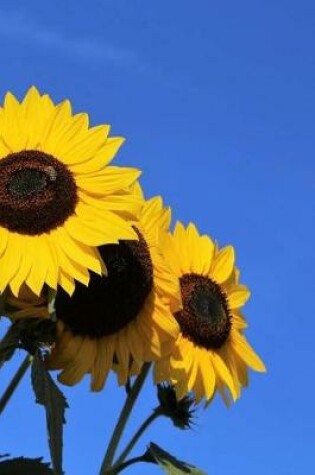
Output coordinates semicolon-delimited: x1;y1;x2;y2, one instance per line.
0;355;30;415
114;410;162;467
99;363;151;475
0;324;16;369
109;455;149;474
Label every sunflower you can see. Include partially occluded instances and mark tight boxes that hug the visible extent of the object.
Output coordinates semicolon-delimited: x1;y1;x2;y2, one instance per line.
154;222;266;404
0;87;142;297
46;195;181;390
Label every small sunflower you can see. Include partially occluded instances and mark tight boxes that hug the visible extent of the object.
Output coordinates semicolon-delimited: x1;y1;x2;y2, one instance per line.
157;384;195;430
46;195;181;390
0;87;142;297
154;222;266;404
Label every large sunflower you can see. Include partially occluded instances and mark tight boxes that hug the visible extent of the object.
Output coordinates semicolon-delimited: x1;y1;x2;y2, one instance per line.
46;195;181;390
0;87;142;297
154;222;266;404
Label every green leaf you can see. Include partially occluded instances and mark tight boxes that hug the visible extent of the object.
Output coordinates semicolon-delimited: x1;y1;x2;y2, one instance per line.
0;457;54;474
148;443;207;475
31;352;68;475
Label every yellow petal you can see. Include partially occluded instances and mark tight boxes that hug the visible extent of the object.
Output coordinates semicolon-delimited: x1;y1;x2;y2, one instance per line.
76;166;141;195
58;124;110;164
231;332;266;372
54;244;90;287
174;372;190;401
58;271;76;295
187;351;199;392
43;236;60;290
25;240;48;296
51;228;102;275
0;228;9;257
154;356;171;384
91;337;114;391
173;222;190;273
115;335;130;385
47;330;82;369
43;111;88;156
40;100;72;147
211;245;235;284
69;137;124;173
140;197;171;233
210;351;238;400
197;349;216;400
227;284;251;309
79;190;143;220
0;234;23;292
9;237;33;296
2;92;24;151
127;323;143;362
21;86;41;111
159;231;182;276
58;337;96;386
64;216;114;246
75;204;138;242
231;310;248;330
186;223;215;275
193;366;206;403
23;236;58;294
22;90;54;149
150;295;179;338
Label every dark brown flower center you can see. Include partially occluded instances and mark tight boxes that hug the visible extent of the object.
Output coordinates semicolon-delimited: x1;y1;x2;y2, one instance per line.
0;150;77;235
175;273;231;349
56;229;154;338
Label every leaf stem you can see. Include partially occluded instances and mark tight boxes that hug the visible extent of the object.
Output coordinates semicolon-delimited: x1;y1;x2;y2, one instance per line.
0;355;30;415
113;410;162;467
99;363;151;475
109;455;150;474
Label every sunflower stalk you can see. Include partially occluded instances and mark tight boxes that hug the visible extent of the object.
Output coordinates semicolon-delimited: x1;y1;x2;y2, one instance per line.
113;409;162;468
99;362;151;475
0;355;31;415
107;454;151;475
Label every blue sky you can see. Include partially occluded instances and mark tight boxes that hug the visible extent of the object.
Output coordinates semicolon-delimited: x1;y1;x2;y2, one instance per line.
0;1;314;474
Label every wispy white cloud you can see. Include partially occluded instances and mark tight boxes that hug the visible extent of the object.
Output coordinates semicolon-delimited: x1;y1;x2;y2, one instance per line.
0;9;141;67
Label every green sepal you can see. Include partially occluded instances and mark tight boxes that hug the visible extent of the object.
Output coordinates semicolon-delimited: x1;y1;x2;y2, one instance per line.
148;442;207;475
0;319;56;362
